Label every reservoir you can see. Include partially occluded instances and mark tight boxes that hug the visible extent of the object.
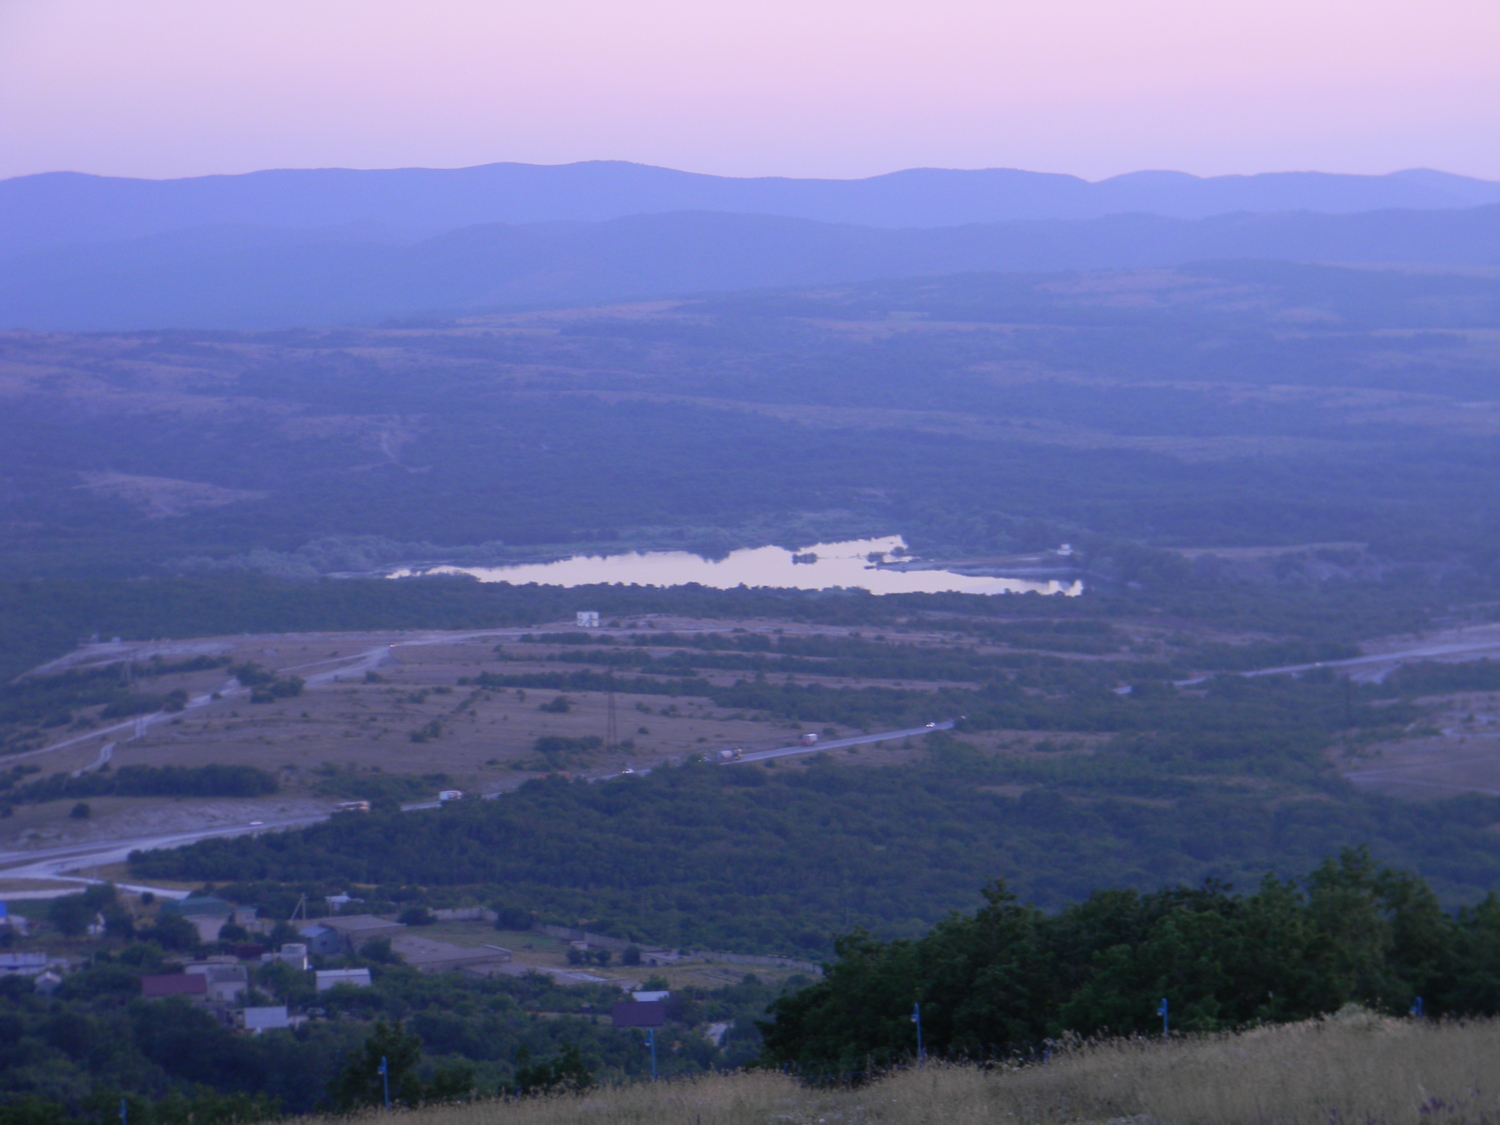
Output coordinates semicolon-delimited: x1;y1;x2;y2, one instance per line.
392;536;1082;596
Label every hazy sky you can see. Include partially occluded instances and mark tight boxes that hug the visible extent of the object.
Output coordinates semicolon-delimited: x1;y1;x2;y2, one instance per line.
2;0;1497;182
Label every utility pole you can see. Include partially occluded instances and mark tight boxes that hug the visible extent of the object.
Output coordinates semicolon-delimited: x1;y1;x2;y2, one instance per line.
911;1002;925;1065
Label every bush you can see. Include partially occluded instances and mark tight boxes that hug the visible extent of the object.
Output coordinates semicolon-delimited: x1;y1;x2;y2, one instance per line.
47;895;93;937
68;801;90;820
359;937;401;963
17;765;277;804
493;904;533;931
145;913;201;952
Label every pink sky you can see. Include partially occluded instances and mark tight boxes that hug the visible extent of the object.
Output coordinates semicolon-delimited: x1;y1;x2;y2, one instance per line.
1;0;1497;182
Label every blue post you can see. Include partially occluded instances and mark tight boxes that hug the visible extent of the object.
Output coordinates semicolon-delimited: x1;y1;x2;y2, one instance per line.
378;1055;390;1110
648;1028;658;1081
1157;997;1169;1036
1410;996;1424;1019
911;1002;925;1065
120;1098;127;1125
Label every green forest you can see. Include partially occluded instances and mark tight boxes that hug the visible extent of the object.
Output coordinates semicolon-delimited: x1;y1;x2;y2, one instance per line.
761;849;1500;1073
129;743;1500;955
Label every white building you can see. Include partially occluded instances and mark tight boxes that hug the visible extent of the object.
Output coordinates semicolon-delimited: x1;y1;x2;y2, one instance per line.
242;1006;290;1034
316;968;372;991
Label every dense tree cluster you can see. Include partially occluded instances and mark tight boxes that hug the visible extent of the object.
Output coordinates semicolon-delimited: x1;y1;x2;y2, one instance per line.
130;752;1500;956
760;849;1500;1072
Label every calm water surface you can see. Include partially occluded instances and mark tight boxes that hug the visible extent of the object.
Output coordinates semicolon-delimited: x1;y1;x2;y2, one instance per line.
393;536;1081;596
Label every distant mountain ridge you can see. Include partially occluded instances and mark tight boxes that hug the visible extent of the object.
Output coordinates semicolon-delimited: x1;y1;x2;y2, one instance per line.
4;161;1500;259
4;204;1498;331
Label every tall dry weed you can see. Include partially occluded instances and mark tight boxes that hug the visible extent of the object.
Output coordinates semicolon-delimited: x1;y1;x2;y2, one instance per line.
305;1012;1500;1125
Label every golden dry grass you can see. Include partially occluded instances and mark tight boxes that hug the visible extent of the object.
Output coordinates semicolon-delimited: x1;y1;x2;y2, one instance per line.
325;1011;1500;1125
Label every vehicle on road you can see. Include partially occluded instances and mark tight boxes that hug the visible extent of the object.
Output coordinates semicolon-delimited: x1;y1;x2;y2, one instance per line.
800;733;819;745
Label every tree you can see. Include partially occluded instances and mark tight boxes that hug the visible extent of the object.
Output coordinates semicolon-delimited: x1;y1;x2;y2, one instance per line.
69;802;91;820
328;1020;423;1110
513;1043;592;1095
492;904;532;931
146;913;201;952
328;1019;473;1109
359;937;401;964
47;895;93;938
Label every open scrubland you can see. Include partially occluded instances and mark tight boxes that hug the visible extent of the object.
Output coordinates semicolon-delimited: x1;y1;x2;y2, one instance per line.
9;262;1500;1121
6;265;1500;584
319;1015;1500;1125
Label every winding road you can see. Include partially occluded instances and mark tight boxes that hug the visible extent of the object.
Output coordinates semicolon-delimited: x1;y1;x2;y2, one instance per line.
10;619;1500;896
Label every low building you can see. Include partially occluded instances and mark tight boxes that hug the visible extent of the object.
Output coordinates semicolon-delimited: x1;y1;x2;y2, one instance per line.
389;935;511;975
296;924;342;957
184;961;249;1003
431;907;498;923
263;942;310;970
316;914;406;952
141;973;208;1000
315;968;372;991
0;952;51;977
242;1006;290;1034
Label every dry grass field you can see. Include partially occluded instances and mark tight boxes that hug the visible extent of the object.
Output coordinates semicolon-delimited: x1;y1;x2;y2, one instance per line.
6;615;1120;853
318;1012;1500;1125
10;609;1497;854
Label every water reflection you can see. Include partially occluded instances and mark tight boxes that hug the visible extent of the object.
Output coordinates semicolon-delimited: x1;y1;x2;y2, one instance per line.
392;536;1082;596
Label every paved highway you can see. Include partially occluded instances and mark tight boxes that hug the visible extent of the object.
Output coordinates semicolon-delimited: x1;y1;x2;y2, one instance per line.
13;618;1500;895
736;720;956;762
0;718;961;890
0;810;331;895
1172;626;1500;687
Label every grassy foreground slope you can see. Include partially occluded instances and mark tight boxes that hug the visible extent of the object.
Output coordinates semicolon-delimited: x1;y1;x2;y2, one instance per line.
311;1014;1500;1125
